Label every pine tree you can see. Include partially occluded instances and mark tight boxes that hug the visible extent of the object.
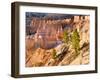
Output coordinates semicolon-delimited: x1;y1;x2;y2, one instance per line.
63;30;69;43
52;49;57;59
71;29;80;54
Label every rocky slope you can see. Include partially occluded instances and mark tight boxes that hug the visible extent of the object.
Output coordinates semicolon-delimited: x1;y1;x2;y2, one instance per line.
26;42;89;67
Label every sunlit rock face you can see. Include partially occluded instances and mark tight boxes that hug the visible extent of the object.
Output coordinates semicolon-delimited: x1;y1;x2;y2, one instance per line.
26;15;89;49
70;16;90;46
26;18;71;49
34;23;63;49
69;16;90;65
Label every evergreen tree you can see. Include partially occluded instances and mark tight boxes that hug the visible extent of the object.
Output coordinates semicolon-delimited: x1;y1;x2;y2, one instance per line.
63;30;69;43
71;29;80;54
52;49;57;59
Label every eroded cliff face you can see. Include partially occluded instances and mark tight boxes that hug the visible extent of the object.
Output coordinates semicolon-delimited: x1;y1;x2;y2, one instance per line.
71;16;90;65
25;15;90;67
59;16;90;65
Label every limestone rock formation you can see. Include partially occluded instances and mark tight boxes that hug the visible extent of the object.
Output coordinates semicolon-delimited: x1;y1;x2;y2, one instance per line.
25;15;90;67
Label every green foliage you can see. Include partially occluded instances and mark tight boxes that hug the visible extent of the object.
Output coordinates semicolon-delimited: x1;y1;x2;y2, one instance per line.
63;30;69;43
71;29;80;54
52;49;57;59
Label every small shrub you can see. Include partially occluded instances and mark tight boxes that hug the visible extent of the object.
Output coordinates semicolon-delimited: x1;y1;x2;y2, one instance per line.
52;49;57;59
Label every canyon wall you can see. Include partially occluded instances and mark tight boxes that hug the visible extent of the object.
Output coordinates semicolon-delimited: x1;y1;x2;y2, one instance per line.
25;15;90;67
